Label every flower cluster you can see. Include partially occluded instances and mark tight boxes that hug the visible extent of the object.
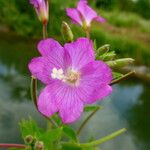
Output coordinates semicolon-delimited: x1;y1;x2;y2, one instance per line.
29;38;112;123
29;0;112;124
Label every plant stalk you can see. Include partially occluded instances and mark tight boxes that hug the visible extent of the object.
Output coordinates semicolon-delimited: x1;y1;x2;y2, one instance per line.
0;143;26;149
77;106;100;135
110;71;135;85
79;128;126;147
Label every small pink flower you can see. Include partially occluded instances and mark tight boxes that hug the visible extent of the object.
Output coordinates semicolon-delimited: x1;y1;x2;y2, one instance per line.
30;0;49;25
66;0;106;28
28;38;112;124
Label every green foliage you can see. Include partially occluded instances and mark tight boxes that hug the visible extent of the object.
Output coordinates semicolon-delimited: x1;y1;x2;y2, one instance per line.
20;117;43;138
20;118;63;149
84;106;101;112
90;28;150;66
63;125;77;142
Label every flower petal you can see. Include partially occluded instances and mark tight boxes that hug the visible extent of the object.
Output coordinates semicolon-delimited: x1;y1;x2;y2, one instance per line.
81;60;112;84
66;8;82;25
86;84;112;104
28;57;52;84
80;60;113;103
77;0;97;26
38;38;63;57
38;85;58;117
59;95;84;124
94;16;106;23
30;0;39;8
38;38;66;70
64;38;95;70
44;81;84;124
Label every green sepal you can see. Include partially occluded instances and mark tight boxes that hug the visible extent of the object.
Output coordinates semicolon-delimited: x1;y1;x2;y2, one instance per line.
63;125;77;142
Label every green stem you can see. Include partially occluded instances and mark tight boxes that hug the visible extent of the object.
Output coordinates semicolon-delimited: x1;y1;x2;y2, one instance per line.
31;76;37;108
110;71;135;86
0;143;26;149
77;106;101;135
30;77;58;127
79;128;126;147
43;24;48;39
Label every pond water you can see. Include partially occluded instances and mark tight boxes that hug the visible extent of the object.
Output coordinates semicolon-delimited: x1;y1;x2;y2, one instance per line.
0;32;150;150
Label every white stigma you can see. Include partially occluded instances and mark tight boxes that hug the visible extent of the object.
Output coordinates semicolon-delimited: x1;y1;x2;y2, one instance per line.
51;68;64;80
51;67;81;86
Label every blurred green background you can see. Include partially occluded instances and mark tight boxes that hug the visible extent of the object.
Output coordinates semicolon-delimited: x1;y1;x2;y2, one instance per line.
0;0;150;150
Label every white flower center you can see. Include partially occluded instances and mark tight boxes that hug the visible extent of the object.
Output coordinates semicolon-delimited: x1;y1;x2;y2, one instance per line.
51;68;80;86
51;68;64;80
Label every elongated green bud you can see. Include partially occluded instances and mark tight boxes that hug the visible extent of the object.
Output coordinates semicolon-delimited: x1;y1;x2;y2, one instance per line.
97;44;110;55
106;58;134;68
98;51;116;61
61;21;74;42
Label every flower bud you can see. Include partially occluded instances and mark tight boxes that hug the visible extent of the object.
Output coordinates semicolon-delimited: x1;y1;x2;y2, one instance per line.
24;135;34;144
61;21;74;42
30;0;49;25
97;44;110;55
34;141;44;150
98;51;116;61
106;58;134;68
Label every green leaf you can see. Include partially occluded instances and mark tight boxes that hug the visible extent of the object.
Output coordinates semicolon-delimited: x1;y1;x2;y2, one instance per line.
52;114;62;125
40;128;63;142
39;128;63;149
19;117;43;138
63;125;77;142
84;105;102;112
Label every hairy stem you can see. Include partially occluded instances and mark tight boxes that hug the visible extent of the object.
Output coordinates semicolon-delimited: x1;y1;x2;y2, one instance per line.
85;29;90;38
43;24;48;39
79;128;126;147
110;71;135;86
31;76;37;108
0;143;26;149
77;106;100;135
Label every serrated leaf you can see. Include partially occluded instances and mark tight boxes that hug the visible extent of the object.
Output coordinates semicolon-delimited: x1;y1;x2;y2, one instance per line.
84;105;101;112
63;126;77;142
40;128;63;142
19;117;43;138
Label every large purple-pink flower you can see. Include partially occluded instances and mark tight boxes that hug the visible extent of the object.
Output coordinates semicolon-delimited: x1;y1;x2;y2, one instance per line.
66;0;106;28
28;38;112;124
30;0;49;25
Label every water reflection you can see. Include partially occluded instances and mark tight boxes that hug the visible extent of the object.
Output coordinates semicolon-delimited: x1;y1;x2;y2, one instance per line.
0;33;150;150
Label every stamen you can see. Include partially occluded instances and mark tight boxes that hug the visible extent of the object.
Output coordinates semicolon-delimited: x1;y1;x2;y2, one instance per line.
51;68;80;86
51;68;64;80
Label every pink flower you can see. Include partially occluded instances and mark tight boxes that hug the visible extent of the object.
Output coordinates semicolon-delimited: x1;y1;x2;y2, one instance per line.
66;0;106;28
28;38;112;124
30;0;49;25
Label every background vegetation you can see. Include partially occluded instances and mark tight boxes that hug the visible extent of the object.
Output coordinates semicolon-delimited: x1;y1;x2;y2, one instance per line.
0;0;150;66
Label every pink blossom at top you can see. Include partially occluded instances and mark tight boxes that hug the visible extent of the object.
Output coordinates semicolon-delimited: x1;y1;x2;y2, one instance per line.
28;38;112;124
30;0;49;25
66;0;106;28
